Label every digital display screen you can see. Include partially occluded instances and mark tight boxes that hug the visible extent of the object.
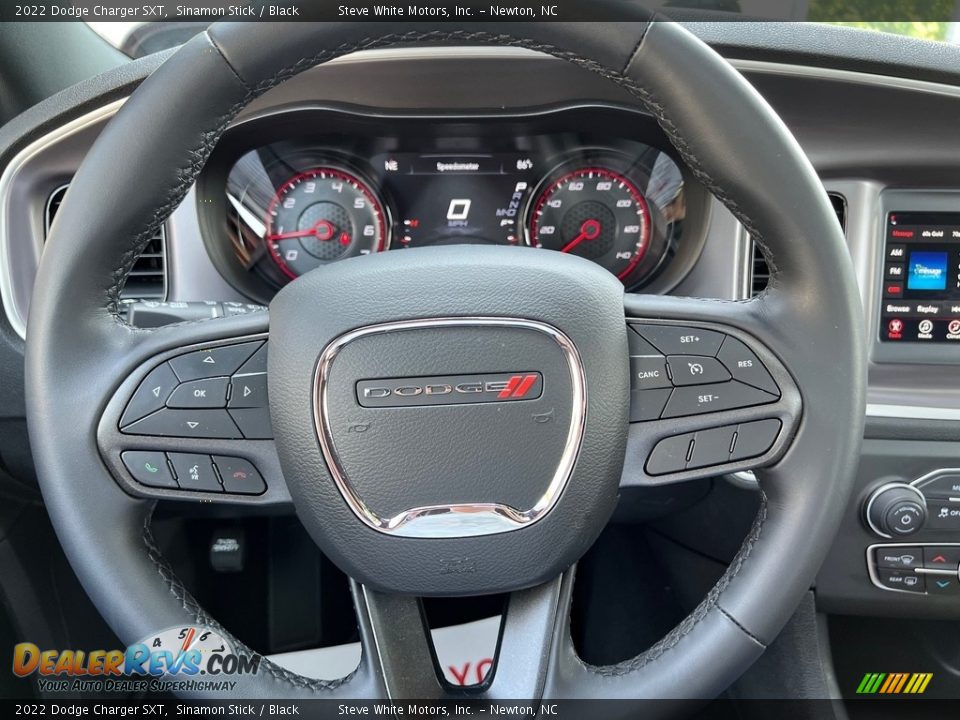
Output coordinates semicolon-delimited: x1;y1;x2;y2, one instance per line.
907;251;948;291
880;212;960;342
369;153;539;247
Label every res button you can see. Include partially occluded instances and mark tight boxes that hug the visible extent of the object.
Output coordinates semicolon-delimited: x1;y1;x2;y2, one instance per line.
717;337;780;396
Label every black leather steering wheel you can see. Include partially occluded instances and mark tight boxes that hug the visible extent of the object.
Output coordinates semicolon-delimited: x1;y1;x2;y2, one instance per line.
25;13;866;705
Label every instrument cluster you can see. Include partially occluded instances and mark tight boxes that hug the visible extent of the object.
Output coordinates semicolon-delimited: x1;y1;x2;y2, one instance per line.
198;105;710;303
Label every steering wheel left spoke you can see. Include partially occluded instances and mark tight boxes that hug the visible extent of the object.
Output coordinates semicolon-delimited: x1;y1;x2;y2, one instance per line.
96;312;288;505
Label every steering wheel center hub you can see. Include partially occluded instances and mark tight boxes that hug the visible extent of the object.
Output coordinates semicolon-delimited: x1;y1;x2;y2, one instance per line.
314;317;585;539
267;244;629;594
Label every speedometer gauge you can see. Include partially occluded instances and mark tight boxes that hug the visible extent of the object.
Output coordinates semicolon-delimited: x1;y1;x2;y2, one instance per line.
527;166;651;283
265;167;388;279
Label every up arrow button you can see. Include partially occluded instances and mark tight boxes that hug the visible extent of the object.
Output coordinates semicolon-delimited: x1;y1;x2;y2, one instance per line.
169;341;262;381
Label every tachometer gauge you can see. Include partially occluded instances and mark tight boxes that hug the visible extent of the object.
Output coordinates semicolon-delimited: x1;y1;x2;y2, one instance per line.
264;167;388;279
527;166;651;282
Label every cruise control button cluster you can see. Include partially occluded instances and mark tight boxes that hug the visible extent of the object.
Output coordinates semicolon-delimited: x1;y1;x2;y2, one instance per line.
645;419;782;476
628;324;780;422
121;451;265;495
120;341;271;439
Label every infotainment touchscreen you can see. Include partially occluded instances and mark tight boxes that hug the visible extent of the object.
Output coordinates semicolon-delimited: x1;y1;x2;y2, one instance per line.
880;212;960;342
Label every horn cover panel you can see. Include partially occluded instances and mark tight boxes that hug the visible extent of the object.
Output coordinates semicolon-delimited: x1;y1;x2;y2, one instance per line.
269;245;628;595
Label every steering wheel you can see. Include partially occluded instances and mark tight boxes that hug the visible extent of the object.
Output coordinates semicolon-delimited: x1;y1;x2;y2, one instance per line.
25;14;865;704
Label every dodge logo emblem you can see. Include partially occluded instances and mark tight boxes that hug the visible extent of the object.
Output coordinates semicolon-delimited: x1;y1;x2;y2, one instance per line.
356;372;543;408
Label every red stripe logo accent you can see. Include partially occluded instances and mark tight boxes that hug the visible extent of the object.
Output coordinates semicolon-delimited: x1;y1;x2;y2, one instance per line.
498;374;539;399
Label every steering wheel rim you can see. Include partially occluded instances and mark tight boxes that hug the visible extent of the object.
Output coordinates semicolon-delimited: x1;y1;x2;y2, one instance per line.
25;13;865;704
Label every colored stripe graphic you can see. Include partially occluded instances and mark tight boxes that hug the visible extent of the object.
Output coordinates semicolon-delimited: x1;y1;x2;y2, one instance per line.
497;374;538;399
857;672;931;694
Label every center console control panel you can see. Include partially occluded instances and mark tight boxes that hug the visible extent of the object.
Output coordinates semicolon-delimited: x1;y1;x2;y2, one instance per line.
869;544;960;595
864;470;960;595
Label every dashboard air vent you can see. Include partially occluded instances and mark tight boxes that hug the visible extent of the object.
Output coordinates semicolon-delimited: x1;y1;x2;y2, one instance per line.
45;184;167;300
750;191;846;297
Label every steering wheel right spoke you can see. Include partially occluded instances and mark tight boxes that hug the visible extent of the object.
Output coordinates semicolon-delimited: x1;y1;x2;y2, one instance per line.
619;295;802;489
96;314;289;506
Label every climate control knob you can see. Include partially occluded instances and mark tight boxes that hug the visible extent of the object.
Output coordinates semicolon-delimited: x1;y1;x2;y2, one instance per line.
865;483;927;538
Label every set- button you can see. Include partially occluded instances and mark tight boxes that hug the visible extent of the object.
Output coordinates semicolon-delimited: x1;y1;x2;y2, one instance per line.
121;450;265;495
120;341;271;440
628;324;780;422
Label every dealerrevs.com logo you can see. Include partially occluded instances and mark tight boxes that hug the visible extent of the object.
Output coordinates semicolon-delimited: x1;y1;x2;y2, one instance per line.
12;626;261;694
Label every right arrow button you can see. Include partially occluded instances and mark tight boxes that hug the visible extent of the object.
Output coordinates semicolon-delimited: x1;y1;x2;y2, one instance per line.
229;372;268;409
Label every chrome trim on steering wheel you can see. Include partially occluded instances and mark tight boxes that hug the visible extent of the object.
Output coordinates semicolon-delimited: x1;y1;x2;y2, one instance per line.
312;316;587;539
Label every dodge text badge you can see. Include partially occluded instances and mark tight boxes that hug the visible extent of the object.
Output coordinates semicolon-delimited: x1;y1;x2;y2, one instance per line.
356;372;543;408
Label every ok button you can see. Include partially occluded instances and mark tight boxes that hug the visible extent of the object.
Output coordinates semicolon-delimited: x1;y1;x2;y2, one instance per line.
167;377;229;409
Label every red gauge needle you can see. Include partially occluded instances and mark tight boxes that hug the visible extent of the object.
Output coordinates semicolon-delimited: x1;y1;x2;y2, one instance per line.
268;219;336;241
560;218;602;253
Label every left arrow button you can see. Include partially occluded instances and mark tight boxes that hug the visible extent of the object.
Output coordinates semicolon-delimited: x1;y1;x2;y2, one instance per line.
120;363;179;427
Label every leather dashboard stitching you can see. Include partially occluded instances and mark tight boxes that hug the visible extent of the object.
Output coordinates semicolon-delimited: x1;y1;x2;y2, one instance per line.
114;23;781;692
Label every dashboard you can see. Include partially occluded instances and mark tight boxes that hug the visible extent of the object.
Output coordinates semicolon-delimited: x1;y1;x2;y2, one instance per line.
197;106;709;304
